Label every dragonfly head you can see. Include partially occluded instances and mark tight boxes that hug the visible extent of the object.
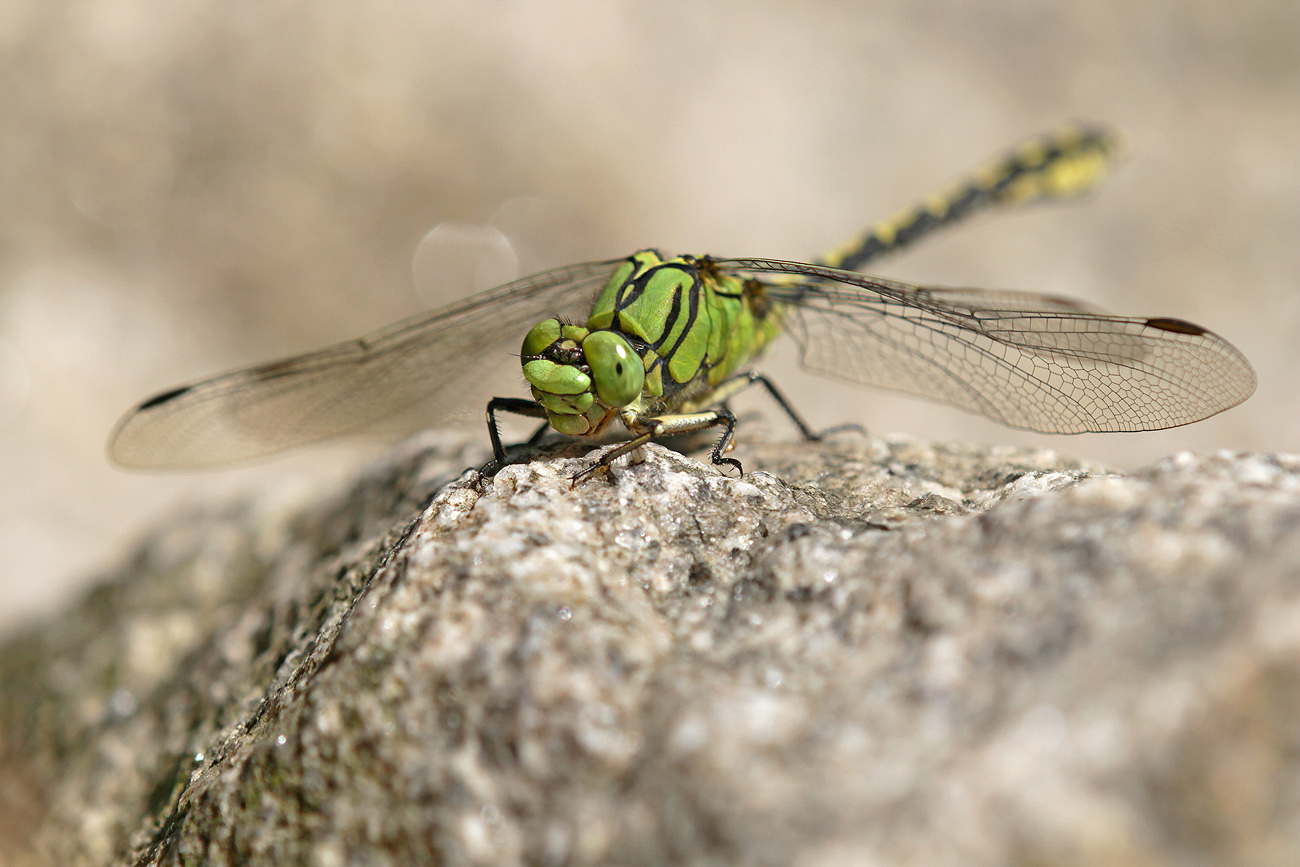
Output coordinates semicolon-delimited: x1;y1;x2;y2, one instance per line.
521;319;645;437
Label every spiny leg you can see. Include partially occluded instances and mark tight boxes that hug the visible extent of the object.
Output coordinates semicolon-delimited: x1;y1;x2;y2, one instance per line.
572;408;742;483
522;419;553;447
482;396;549;473
705;407;742;473
573;368;859;483
715;371;865;442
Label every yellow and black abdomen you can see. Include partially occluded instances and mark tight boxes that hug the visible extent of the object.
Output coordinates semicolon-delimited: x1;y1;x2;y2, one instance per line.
817;125;1116;272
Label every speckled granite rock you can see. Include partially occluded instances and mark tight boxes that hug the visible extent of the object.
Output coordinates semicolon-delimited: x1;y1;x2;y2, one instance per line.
3;434;1299;866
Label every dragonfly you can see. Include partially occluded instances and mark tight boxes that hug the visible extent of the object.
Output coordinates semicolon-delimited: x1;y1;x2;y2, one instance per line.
108;126;1256;479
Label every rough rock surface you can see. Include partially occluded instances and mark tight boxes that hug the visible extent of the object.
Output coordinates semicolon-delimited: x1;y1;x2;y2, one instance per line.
3;433;1300;866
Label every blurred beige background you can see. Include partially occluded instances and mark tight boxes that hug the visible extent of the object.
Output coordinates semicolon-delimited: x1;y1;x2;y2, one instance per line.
2;0;1297;630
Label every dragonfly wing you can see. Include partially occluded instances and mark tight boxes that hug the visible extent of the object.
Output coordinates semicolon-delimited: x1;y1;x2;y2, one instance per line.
718;258;1256;434
895;286;1110;315
110;259;620;469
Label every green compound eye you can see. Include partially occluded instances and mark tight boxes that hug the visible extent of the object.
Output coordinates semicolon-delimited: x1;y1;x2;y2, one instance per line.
583;331;643;408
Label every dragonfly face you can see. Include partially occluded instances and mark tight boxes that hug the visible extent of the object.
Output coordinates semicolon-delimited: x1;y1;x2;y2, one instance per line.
519;318;644;437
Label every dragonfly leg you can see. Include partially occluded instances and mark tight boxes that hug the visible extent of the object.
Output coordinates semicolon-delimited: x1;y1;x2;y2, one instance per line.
484;397;549;471
571;408;741;483
703;407;743;474
523;420;552;446
717;371;866;441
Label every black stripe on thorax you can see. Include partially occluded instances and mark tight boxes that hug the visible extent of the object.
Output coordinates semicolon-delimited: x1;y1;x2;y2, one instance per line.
655;268;702;361
616;272;647;309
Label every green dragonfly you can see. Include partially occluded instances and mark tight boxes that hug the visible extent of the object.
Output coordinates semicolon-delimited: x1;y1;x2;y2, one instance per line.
108;126;1256;478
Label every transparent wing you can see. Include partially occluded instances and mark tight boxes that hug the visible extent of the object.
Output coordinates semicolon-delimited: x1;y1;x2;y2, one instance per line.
109;259;622;469
716;258;1255;433
891;286;1110;315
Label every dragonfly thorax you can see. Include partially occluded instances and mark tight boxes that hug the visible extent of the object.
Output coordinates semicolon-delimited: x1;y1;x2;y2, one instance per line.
521;318;646;437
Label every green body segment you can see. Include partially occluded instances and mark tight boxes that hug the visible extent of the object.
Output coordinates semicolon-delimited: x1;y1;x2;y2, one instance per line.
524;251;785;435
586;253;783;393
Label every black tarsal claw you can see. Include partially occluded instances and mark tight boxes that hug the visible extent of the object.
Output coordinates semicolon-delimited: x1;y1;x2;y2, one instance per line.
715;456;744;476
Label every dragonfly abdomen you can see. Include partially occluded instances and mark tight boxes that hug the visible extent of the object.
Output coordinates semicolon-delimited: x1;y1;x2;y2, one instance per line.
817;125;1117;273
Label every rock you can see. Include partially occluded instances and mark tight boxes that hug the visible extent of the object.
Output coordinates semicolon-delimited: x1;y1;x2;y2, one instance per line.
3;433;1299;866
